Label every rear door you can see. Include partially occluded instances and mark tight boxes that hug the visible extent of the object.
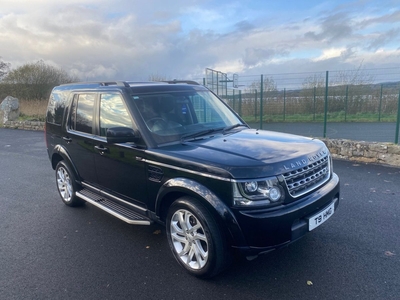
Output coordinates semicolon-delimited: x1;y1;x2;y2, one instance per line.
64;93;98;184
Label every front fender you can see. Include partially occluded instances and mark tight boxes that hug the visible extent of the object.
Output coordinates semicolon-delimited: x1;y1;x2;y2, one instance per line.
156;177;247;247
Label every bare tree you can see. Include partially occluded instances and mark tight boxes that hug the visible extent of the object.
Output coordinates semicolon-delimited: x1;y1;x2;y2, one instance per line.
300;63;376;116
148;73;169;82
300;73;326;114
243;76;279;117
0;57;10;80
2;60;80;99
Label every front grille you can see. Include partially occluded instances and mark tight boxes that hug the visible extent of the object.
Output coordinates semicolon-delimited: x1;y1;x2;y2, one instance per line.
283;155;330;198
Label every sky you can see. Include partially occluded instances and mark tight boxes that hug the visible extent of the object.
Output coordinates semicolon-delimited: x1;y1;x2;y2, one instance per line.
1;0;400;83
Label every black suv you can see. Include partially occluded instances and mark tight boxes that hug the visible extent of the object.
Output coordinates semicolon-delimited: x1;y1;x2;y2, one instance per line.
45;81;340;278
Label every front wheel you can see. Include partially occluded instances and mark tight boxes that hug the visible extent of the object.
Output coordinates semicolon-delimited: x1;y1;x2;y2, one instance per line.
55;161;84;207
166;197;231;278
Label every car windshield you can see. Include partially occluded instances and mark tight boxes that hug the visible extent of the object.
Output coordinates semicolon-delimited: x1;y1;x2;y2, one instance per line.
131;89;244;145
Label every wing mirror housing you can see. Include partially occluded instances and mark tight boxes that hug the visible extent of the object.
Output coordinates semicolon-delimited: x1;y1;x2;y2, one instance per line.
106;127;140;143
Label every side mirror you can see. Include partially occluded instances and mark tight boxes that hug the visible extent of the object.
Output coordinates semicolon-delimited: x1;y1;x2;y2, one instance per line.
106;127;139;143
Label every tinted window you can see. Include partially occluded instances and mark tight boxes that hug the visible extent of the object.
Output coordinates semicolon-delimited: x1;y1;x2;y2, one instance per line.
70;94;95;134
46;89;68;125
132;90;243;145
99;94;132;136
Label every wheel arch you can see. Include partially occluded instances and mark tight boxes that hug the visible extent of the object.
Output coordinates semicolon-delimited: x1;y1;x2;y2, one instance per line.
156;177;247;247
51;144;81;182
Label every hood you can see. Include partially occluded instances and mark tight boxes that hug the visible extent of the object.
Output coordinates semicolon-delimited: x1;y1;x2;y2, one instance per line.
148;129;329;179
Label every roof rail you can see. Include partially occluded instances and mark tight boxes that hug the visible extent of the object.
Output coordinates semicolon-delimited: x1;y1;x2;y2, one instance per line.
100;81;130;87
163;80;200;85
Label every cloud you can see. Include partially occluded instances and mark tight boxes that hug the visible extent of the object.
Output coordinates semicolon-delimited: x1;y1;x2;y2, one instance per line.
234;20;255;32
304;12;353;43
357;9;400;28
366;28;400;51
0;0;399;83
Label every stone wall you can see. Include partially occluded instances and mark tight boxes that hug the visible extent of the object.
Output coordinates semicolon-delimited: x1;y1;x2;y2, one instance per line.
322;139;400;167
2;120;45;131
1;120;400;167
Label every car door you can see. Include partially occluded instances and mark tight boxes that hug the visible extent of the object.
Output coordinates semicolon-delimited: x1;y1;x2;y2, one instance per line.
65;93;98;185
93;92;148;206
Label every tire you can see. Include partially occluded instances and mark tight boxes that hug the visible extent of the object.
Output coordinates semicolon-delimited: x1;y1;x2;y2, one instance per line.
55;161;84;207
166;196;231;278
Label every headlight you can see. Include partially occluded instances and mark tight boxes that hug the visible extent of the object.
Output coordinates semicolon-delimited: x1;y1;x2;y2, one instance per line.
233;177;285;207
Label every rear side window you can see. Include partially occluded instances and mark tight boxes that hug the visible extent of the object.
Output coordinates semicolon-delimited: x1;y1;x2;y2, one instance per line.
46;89;69;125
70;94;95;134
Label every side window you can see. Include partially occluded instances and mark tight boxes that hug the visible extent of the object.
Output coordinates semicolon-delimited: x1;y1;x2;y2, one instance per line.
70;94;95;134
100;94;132;137
46;90;68;125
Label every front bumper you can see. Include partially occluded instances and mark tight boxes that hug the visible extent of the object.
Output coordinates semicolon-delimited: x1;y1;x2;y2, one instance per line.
232;173;340;256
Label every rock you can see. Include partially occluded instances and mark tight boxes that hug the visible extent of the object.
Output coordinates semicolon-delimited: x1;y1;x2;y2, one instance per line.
0;96;20;123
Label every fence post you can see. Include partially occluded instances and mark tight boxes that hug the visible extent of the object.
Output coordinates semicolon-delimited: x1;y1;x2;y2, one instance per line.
260;75;264;129
211;72;214;93
254;89;258;120
313;87;316;121
226;79;228;102
203;78;206;86
395;89;400;144
283;88;286;122
232;89;235;110
378;84;383;122
345;85;348;122
323;71;329;138
239;90;242;116
216;72;219;96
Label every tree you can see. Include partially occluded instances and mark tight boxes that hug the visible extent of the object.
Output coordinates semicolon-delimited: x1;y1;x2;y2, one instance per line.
1;60;79;99
0;57;10;80
300;73;326;115
300;63;375;116
148;73;169;82
244;76;279;117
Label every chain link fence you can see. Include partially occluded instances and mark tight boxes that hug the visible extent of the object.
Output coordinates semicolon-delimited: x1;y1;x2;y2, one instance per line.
195;67;400;143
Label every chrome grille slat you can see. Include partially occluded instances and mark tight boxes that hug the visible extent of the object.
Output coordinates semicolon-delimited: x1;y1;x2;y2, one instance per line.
283;155;330;198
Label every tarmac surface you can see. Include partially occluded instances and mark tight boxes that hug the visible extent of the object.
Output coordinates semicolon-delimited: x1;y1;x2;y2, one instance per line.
1;128;399;300
247;121;400;143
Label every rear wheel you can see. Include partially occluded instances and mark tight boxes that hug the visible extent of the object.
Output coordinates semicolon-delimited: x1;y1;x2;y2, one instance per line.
166;196;231;278
55;161;84;207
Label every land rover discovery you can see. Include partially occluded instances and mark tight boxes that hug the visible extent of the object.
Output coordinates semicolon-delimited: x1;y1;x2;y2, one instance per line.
45;81;340;278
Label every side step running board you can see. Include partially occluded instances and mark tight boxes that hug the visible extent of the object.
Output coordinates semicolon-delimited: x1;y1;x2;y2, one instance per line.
76;189;151;225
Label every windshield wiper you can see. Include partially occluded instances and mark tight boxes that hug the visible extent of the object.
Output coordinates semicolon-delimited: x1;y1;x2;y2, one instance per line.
181;128;223;142
222;123;248;134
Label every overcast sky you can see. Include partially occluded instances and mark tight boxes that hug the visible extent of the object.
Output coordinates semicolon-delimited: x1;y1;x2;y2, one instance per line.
1;0;399;83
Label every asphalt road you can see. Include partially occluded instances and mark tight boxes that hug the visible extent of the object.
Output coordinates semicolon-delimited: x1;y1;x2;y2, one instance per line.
247;121;400;143
1;128;399;300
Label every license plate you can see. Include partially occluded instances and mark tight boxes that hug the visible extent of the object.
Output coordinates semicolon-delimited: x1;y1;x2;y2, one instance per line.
308;202;335;231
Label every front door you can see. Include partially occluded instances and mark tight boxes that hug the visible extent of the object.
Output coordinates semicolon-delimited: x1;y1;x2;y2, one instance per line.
93;93;148;207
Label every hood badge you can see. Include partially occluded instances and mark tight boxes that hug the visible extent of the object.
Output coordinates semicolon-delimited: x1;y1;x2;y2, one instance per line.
283;149;328;170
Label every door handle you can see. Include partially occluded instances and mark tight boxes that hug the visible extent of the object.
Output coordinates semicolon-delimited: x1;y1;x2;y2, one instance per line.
94;145;108;155
62;136;72;143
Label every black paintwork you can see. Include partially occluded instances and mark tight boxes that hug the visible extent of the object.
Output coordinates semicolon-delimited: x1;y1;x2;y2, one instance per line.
45;81;340;255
